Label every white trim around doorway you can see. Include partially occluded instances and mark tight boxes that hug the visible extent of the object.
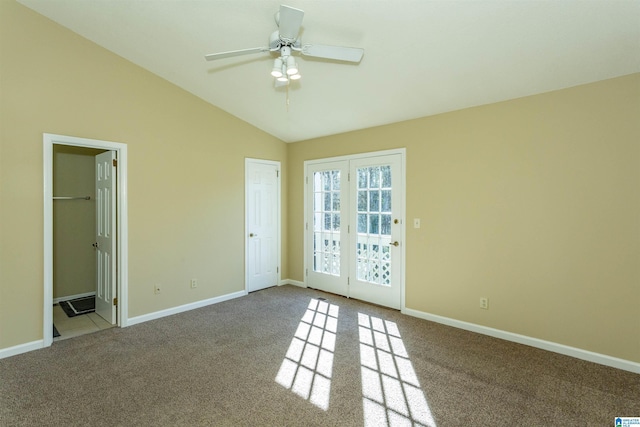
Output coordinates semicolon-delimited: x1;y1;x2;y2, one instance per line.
43;133;129;348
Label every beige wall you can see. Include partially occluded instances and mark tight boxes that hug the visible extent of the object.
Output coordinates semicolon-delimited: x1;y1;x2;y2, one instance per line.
1;0;637;365
0;1;287;348
288;73;640;363
53;146;103;299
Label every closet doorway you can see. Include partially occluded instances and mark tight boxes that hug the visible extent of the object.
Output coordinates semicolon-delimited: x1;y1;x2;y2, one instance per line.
43;134;129;347
245;158;281;293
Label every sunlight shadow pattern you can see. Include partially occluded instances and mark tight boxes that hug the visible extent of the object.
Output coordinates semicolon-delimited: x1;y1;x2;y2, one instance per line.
275;298;339;411
359;313;437;427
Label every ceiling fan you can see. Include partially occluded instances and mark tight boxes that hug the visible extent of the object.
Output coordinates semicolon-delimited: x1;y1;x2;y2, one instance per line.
204;4;364;86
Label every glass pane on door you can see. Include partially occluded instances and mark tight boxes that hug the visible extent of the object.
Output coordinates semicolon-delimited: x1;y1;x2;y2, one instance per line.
313;170;341;276
356;165;392;286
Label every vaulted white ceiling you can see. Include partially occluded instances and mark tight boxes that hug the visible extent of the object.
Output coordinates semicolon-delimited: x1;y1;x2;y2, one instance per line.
17;0;640;142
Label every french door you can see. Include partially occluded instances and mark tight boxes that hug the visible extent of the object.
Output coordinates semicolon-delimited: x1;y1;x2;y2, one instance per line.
307;161;350;297
306;151;404;309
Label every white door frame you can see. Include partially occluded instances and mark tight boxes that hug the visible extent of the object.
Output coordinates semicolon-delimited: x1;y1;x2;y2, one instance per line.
43;133;129;347
245;158;281;292
303;148;406;311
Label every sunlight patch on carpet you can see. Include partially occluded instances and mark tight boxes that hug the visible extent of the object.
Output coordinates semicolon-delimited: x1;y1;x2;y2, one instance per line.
275;298;339;411
359;313;437;427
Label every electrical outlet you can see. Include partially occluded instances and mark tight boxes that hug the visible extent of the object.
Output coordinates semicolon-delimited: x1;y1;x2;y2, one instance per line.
154;284;161;295
190;279;197;289
480;297;489;310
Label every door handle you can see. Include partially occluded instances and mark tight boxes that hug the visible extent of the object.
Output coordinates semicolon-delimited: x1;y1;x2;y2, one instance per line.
389;241;399;247
92;242;99;249
249;233;258;238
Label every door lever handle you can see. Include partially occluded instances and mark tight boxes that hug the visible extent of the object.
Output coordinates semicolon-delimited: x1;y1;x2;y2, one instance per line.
389;241;399;247
249;233;258;238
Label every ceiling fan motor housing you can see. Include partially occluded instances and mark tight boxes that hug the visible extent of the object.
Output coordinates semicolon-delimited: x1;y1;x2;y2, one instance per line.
269;30;301;51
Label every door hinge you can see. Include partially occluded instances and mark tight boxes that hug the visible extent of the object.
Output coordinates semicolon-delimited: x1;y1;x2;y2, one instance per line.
306;268;308;277
348;225;350;233
348;172;350;182
305;176;308;185
347;277;350;285
305;222;308;231
113;297;118;306
276;170;279;178
112;159;117;167
277;267;279;274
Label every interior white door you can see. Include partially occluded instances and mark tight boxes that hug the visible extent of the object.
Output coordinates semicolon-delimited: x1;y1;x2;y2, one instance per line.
306;152;404;309
246;160;280;292
348;154;403;309
95;151;116;324
306;161;350;296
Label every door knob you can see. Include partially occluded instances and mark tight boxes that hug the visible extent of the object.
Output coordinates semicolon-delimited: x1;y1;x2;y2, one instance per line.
249;233;258;237
389;241;399;247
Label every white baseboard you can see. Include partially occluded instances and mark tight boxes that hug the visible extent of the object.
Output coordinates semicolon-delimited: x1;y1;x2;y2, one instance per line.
0;340;45;360
53;291;96;305
402;307;640;374
127;290;247;327
280;279;306;288
6;289;635;375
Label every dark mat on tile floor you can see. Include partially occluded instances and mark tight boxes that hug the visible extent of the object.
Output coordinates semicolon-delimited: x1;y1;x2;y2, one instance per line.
59;296;95;318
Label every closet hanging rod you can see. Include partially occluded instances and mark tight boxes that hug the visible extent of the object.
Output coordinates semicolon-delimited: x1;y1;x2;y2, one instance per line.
52;196;91;200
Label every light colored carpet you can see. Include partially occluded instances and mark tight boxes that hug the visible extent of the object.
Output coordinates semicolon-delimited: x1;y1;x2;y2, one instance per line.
1;285;638;426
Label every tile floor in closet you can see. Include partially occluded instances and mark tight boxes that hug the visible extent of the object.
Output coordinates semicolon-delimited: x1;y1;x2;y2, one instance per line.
53;303;114;341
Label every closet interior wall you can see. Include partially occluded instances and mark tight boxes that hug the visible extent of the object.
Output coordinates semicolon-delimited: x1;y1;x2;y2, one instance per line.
53;145;105;301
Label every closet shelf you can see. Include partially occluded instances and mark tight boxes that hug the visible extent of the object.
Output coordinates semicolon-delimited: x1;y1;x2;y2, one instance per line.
53;196;91;200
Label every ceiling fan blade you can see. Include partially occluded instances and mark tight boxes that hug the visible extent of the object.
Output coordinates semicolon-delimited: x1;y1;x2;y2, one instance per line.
278;5;304;42
204;47;268;61
301;44;364;63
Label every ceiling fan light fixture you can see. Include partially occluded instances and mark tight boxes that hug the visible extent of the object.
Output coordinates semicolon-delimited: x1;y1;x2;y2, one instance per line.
270;58;283;77
290;72;301;80
276;72;289;83
286;55;299;75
